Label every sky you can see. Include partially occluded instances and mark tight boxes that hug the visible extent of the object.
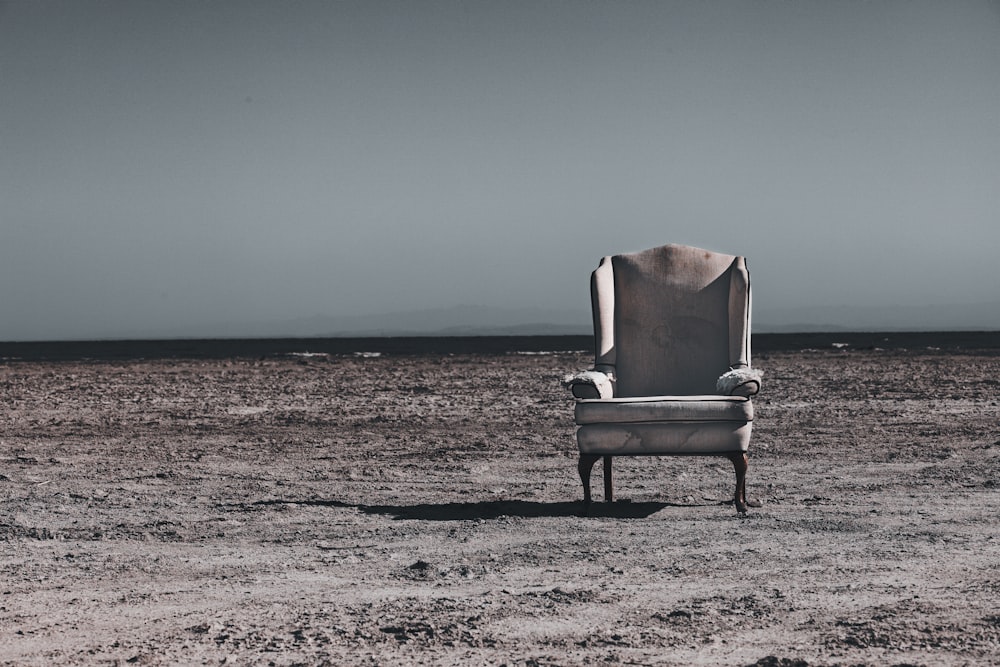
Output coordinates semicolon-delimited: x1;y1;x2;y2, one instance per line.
1;0;998;341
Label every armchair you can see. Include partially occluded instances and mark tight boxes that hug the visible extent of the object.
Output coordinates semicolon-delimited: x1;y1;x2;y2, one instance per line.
566;244;761;513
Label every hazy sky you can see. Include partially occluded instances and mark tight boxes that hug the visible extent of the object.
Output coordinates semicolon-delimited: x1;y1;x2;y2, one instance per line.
2;0;998;340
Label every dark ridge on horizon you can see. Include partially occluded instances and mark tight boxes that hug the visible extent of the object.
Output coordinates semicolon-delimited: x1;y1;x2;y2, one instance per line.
1;331;999;362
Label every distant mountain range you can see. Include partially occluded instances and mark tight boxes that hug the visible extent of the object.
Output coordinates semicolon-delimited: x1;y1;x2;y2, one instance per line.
186;305;593;339
754;301;1000;333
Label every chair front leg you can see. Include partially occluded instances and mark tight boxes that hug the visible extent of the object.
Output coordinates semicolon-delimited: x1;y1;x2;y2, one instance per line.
603;455;613;503
727;452;749;513
578;454;600;506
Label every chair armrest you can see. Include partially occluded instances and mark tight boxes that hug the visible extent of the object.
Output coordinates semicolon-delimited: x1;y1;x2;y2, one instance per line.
562;370;615;399
717;367;762;397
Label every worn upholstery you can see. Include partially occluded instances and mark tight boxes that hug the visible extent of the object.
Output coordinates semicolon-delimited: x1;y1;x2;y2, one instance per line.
573;243;755;456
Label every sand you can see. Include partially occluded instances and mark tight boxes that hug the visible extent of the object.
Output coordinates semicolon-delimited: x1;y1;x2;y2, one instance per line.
1;346;999;666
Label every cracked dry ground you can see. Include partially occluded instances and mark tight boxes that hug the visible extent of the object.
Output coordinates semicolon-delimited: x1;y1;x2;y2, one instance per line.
1;348;999;666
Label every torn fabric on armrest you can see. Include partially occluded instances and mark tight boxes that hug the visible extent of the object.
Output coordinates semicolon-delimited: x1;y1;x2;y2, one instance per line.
716;367;762;397
562;370;614;399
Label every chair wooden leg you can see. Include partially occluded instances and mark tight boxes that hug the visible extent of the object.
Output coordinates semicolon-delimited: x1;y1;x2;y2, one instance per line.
603;455;613;503
578;455;600;506
728;452;749;513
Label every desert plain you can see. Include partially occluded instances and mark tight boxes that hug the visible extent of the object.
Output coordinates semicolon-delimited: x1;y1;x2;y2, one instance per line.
1;337;998;666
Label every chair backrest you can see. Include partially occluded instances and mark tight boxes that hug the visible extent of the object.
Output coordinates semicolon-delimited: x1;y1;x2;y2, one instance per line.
591;244;750;397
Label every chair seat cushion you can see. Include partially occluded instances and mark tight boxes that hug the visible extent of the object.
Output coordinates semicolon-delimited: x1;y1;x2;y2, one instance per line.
575;395;752;425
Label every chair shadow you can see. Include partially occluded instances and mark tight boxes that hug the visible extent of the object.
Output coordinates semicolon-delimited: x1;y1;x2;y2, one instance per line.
253;498;676;520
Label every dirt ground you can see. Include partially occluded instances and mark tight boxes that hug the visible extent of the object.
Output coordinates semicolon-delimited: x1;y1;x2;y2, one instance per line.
1;345;998;666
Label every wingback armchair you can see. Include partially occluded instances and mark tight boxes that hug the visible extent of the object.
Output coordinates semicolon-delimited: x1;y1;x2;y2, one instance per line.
565;244;761;513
